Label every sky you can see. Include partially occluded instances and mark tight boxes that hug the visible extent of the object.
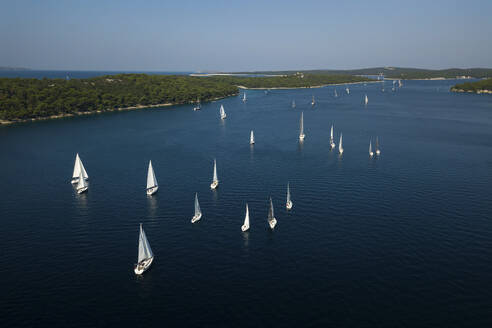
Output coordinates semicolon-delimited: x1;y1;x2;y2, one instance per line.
1;0;491;71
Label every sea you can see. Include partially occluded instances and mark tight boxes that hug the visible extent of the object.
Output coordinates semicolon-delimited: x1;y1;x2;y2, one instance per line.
1;75;492;327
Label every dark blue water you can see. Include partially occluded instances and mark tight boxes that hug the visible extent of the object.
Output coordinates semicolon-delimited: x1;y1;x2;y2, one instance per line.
1;80;492;327
0;70;192;79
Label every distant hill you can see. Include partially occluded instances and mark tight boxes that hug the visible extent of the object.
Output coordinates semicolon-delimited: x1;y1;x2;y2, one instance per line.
0;66;30;71
231;67;492;79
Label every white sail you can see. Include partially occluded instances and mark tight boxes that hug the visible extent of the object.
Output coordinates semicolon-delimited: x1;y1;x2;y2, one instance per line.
346;87;350;95
299;112;305;139
76;171;87;190
242;203;250;231
292;100;296;108
243;93;247;102
287;183;291;203
311;95;315;105
138;224;153;263
330;125;334;140
369;140;373;154
194;193;201;217
339;133;343;153
376;137;381;155
364;94;368;105
72;153;88;180
146;160;158;190
268;197;275;222
250;130;255;144
220;104;226;119
213;159;218;183
334;89;338;97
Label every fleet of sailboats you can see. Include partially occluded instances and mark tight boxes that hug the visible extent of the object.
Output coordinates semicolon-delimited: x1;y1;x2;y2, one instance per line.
299;112;305;141
250;130;255;145
241;203;250;232
210;159;219;189
146;160;158;196
268;197;277;229
286;183;293;210
71;153;88;184
191;192;202;223
134;223;154;275
220;104;227;119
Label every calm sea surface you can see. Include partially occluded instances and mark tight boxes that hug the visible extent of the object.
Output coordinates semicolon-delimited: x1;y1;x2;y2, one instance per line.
1;80;492;327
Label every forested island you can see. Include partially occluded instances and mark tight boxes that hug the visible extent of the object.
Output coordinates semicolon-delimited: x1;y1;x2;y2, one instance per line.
0;73;370;123
451;78;492;94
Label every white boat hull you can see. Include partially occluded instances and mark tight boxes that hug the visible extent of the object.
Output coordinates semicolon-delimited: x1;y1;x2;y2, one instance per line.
339;149;344;154
269;218;277;230
299;134;305;141
221;115;227;119
146;186;158;196
210;181;219;190
369;152;374;157
77;186;88;194
376;150;381;155
191;213;202;223
134;257;154;275
330;142;336;149
241;224;250;232
286;201;293;210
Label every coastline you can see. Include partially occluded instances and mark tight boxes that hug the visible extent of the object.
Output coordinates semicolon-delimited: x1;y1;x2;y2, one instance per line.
0;93;237;125
450;88;492;94
236;80;379;90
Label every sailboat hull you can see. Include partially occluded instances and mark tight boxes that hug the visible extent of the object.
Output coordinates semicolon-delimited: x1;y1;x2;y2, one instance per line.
71;177;88;184
286;201;293;210
134;257;154;275
330;142;336;149
241;224;250;232
299;134;305;141
268;218;277;230
191;213;202;223
210;181;219;190
77;186;88;194
376;150;381;155
146;186;158;196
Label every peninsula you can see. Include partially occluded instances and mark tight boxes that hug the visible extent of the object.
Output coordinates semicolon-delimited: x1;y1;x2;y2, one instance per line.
451;78;492;94
0;73;371;124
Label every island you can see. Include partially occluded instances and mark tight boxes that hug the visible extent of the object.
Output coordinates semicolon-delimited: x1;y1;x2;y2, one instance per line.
0;73;371;124
451;78;492;94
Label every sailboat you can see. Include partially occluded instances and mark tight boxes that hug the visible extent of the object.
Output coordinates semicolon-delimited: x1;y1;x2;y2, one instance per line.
242;92;247;102
292;100;296;108
364;94;368;105
330;125;336;149
286;183;293;210
375;137;381;156
299;112;305;141
346;87;350;95
76;171;88;194
398;80;403;88
369;139;374;157
134;223;154;275
146;160;158;196
334;89;338;98
193;98;201;111
220;104;227;119
191;192;202;223
210;159;219;189
311;95;315;106
339;133;344;154
250;130;255;145
268;197;277;229
241;203;250;232
71;153;88;184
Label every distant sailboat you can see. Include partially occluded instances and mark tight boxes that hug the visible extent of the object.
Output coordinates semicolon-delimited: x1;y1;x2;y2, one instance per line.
76;171;88;194
286;183;293;210
398;80;403;88
311;95;315;106
146;160;158;196
364;94;368;105
71;153;88;184
243;92;247;102
241;203;250;232
330;125;336;149
268;197;277;230
299;112;305;141
191;192;202;223
369;139;374;157
339;133;344;154
134;223;154;275
210;159;219;189
292;100;296;108
375;137;381;156
193;98;201;111
346;87;350;95
220;104;227;119
250;130;255;145
334;89;338;98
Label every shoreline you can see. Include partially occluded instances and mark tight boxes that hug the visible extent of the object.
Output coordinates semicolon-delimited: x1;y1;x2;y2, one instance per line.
237;80;379;90
0;93;237;125
451;88;492;94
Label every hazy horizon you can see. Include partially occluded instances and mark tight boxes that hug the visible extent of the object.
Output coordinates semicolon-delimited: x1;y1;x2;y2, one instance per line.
1;0;491;71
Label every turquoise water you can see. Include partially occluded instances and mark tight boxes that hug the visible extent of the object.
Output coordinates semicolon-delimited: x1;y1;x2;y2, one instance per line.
1;79;492;327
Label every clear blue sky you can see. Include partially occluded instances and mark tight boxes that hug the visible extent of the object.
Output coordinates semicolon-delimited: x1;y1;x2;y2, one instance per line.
1;0;491;71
